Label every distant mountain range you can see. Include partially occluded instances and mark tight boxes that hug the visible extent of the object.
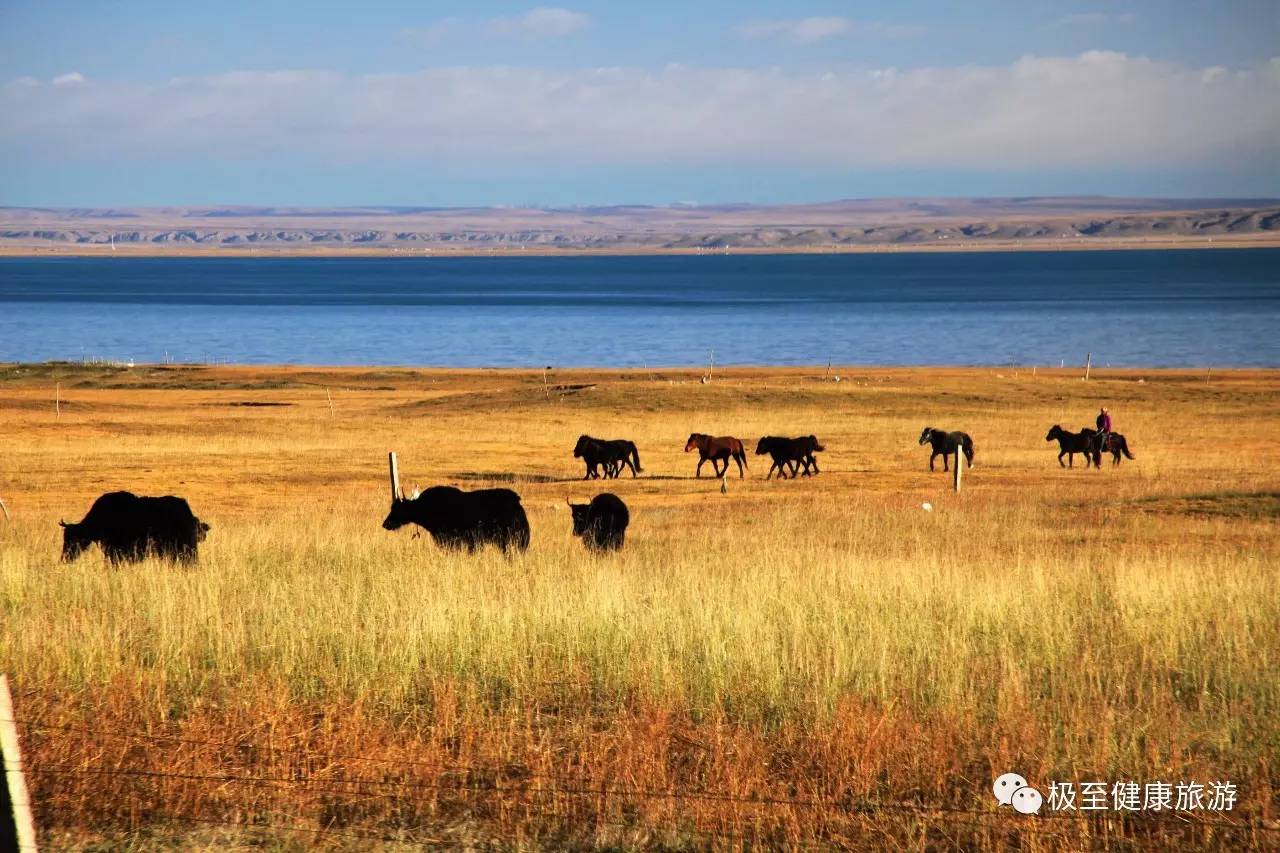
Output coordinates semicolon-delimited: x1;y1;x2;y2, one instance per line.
3;197;1278;252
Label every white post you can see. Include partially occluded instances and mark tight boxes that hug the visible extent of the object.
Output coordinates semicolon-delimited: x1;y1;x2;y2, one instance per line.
1084;353;1092;381
388;452;401;501
0;498;9;521
0;674;38;852
953;448;963;493
326;388;334;419
707;349;715;384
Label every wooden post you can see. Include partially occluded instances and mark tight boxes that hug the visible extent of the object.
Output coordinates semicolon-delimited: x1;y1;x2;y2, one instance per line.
953;448;963;493
707;349;715;384
0;674;38;852
388;452;401;501
1084;353;1092;381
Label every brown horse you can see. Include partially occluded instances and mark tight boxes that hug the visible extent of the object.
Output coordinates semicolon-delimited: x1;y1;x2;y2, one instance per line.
685;433;749;478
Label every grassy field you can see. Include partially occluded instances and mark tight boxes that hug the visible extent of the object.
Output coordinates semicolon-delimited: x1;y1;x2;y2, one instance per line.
1;363;1277;850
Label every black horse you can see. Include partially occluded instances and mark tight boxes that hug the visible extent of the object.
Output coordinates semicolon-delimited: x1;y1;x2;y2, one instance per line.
1091;431;1136;467
918;427;975;472
1046;425;1100;468
573;435;642;479
755;436;824;479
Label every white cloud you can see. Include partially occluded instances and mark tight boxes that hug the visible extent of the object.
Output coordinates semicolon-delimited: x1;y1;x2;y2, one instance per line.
488;7;590;39
3;54;1276;176
738;17;854;43
401;7;589;45
51;72;85;86
1054;12;1137;27
399;20;459;45
736;17;918;43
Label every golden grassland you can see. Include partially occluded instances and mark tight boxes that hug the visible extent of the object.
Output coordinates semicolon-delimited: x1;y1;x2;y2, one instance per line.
1;363;1278;850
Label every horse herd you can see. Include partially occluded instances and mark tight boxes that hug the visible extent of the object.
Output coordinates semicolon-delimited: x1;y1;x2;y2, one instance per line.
54;421;1135;565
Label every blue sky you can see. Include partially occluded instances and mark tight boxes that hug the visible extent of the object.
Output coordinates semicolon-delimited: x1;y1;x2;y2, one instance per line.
1;1;1277;206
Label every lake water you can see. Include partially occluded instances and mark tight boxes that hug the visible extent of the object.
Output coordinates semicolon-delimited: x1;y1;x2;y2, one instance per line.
0;251;1277;367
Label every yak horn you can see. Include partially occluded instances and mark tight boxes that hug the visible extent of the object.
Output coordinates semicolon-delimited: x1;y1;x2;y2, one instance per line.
565;497;573;506
58;519;66;527
388;451;402;501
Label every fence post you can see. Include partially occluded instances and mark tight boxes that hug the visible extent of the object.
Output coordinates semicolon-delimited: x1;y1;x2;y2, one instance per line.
953;448;963;493
0;674;38;852
388;452;401;501
1084;353;1092;381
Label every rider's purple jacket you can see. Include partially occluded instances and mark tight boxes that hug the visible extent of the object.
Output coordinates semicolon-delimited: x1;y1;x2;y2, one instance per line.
1097;412;1112;432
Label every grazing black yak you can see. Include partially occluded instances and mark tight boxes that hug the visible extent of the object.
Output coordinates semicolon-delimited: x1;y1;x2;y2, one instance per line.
918;427;975;472
383;486;530;553
59;491;209;564
573;435;642;479
567;493;630;552
755;435;825;479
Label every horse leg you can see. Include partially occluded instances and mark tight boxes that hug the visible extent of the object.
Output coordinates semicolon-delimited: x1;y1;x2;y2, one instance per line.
809;455;820;475
695;457;705;478
929;451;936;472
941;451;949;472
735;455;745;478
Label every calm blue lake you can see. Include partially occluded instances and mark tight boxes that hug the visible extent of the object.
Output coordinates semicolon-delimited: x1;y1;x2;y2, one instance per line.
1;250;1277;366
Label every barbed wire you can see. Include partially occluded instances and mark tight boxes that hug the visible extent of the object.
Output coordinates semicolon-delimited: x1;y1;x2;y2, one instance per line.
10;717;1274;839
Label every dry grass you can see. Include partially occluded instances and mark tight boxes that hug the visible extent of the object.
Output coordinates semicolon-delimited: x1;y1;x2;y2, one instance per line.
1;363;1278;850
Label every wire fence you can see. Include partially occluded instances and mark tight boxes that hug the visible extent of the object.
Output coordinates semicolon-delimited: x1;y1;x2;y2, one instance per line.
8;716;1275;847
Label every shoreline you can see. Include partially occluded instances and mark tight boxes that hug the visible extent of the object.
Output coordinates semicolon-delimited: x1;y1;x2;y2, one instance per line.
4;363;1276;380
2;233;1279;258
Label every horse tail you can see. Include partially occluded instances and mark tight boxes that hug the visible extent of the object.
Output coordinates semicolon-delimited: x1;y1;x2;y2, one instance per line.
1119;436;1135;459
736;441;748;468
629;442;643;473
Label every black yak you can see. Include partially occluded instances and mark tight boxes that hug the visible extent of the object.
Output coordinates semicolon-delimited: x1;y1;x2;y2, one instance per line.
568;493;629;552
59;491;209;564
383;486;530;553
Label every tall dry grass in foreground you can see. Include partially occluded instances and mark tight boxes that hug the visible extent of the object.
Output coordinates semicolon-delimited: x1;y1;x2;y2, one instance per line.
1;364;1278;849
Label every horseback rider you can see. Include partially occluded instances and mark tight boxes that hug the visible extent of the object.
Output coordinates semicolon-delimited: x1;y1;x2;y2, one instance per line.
1094;406;1112;454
